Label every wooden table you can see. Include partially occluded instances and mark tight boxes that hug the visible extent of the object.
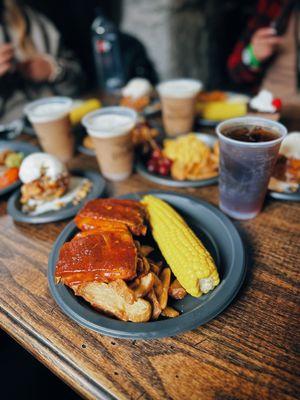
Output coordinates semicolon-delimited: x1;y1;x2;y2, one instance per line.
0;129;299;400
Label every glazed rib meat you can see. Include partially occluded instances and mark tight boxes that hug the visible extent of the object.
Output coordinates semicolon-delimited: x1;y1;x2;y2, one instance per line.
55;227;137;286
74;199;147;236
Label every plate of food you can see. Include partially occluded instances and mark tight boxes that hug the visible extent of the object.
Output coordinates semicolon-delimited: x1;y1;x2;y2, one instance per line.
268;132;300;201
7;152;105;223
48;192;246;339
196;91;249;127
136;133;219;187
0;141;39;196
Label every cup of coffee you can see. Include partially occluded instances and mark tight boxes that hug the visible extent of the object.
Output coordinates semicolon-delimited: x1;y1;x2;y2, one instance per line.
82;106;137;181
157;79;202;136
24;97;74;163
216;117;287;220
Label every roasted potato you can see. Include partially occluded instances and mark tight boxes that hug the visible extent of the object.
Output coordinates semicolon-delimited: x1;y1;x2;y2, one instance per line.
73;280;152;323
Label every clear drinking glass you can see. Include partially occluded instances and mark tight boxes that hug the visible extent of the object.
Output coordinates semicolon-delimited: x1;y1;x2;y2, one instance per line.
216;117;287;220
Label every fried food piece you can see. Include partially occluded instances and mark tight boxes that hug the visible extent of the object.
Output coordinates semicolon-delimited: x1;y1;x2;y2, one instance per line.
163;134;219;181
161;306;179;318
132;272;155;298
158;268;171;310
83;135;94;150
120;95;150;112
75;199;147;236
147;289;162;319
55;228;137;286
21;173;69;204
197;91;228;102
73;280;152;322
131;122;159;146
169;279;187;300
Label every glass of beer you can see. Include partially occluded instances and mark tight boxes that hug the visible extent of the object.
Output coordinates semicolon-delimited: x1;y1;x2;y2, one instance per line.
82;106;137;181
157;79;202;136
24;97;74;163
216;117;287;220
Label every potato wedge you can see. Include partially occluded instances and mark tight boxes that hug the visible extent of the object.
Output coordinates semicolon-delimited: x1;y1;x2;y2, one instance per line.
133;272;155;298
147;289;162;319
74;280;152;322
139;245;154;257
159;268;171;310
161;306;179;318
168;279;187;300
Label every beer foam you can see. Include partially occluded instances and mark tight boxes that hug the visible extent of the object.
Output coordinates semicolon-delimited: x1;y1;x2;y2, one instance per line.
157;79;202;99
25;98;72;123
85;114;135;138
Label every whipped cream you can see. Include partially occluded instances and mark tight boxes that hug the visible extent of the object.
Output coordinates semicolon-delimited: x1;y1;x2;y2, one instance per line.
279;132;300;159
250;90;276;113
122;78;152;99
19;153;67;183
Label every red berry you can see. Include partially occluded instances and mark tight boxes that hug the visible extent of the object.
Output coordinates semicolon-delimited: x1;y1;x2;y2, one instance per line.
152;149;162;159
158;165;169;176
162;158;172;168
272;98;282;110
147;160;157;173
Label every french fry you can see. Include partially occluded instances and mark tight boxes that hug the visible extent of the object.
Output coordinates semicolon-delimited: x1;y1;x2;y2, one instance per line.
133;272;155;298
153;273;163;297
147;289;162;319
140;245;154;257
159;268;171;310
161;306;179;318
142;257;151;275
169;279;187;300
149;261;162;276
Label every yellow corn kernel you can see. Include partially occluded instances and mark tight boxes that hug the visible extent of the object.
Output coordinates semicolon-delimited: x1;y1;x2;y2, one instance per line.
142;195;220;297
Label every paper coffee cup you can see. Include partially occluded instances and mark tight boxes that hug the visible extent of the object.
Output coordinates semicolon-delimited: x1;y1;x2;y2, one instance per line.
24;97;74;163
157;79;202;136
82;107;137;181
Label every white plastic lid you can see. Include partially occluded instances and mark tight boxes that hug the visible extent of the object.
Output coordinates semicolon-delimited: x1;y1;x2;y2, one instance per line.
157;79;203;99
82;107;137;138
24;97;72;123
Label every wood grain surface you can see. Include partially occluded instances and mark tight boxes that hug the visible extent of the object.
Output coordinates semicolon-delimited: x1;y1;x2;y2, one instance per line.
0;127;299;400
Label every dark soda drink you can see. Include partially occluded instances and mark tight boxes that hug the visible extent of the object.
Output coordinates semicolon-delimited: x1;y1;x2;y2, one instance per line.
216;117;287;220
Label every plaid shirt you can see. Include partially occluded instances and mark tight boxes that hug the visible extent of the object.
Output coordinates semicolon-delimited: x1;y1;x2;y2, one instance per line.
227;0;294;91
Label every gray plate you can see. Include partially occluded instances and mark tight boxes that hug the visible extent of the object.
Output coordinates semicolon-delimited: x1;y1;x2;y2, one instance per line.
136;133;218;188
7;170;105;224
77;143;95;157
48;191;246;340
0;140;39;196
268;189;300;201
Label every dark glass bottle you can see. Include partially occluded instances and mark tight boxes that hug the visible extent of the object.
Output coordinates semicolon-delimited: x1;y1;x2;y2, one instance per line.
91;11;124;91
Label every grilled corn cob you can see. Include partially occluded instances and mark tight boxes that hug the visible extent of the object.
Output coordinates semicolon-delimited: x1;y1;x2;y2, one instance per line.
142;195;220;297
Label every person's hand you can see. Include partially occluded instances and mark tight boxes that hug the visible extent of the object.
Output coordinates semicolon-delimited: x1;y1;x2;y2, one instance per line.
18;55;55;82
251;27;283;62
0;44;14;76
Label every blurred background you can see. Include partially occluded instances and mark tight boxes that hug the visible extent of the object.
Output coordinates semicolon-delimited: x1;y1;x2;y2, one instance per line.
24;0;256;91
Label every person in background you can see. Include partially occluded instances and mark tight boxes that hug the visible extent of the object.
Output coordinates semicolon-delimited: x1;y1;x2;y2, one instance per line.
0;0;84;123
227;0;298;96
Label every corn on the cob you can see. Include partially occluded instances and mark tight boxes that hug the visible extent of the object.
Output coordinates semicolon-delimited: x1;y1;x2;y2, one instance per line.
142;195;220;297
